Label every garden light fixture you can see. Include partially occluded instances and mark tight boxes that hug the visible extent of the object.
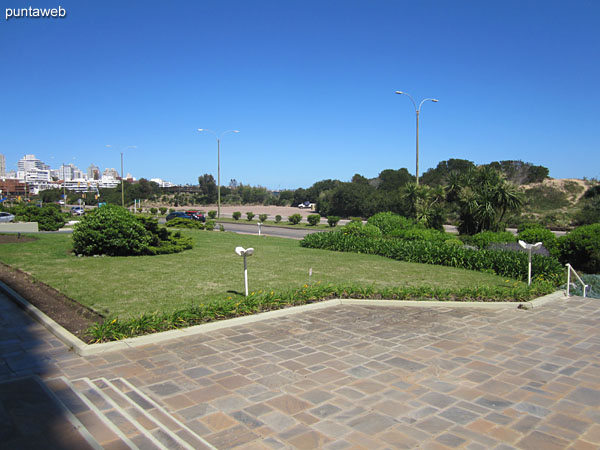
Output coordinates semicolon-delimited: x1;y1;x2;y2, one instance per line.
518;240;543;285
235;246;254;296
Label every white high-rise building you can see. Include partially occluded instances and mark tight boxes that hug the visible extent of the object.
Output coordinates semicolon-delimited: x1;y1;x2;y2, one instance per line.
18;154;49;173
0;153;5;177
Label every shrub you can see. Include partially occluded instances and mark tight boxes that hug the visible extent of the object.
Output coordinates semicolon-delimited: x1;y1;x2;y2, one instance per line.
208;210;217;219
169;208;175;213
258;213;268;223
558;223;600;274
275;215;282;223
165;218;205;229
327;216;340;227
73;204;152;256
472;231;516;250
342;222;382;238
368;212;414;236
301;230;563;283
307;214;321;226
349;217;362;223
159;207;167;215
288;213;302;225
12;204;66;231
517;226;559;257
246;212;255;221
150;207;158;215
388;227;448;243
205;220;215;231
232;211;241;220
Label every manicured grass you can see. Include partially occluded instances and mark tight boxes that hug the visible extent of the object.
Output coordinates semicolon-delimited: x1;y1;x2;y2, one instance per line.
0;231;517;319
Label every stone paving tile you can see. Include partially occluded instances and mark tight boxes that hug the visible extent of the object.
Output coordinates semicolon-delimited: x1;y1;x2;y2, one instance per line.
2;290;600;448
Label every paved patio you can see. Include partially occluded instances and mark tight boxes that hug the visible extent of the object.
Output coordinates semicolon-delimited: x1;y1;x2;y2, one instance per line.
1;291;599;449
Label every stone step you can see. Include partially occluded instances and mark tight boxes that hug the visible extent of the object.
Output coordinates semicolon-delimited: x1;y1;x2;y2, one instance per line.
47;376;215;450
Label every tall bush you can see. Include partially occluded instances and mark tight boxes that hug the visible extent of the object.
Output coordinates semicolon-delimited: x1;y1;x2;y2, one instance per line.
259;213;268;222
73;204;151;256
367;212;414;236
327;216;340;227
288;213;302;225
307;214;321;226
246;211;255;221
232;211;241;220
558;223;600;274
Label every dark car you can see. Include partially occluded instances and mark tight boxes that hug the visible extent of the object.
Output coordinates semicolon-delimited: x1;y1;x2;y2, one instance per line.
184;210;206;222
166;211;205;222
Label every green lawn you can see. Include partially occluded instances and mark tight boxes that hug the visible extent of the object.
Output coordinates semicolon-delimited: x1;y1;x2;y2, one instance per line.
0;231;515;318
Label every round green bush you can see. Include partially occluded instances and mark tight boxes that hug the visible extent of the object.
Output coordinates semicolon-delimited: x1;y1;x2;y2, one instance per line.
342;222;382;238
208;210;217;219
246;212;255;221
327;216;340;227
288;213;302;225
389;227;449;243
73;204;151;256
12;204;66;231
232;211;241;220
275;215;282;223
307;214;321;226
558;223;600;274
517;226;558;257
258;214;268;222
367;212;413;236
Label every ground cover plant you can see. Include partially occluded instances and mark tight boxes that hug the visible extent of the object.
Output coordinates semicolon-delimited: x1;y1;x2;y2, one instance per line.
87;281;554;342
0;231;536;320
6;204;67;231
301;225;564;284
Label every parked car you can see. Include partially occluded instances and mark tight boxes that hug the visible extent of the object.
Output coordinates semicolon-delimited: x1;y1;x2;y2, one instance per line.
166;211;204;222
0;212;15;223
297;201;315;209
70;206;85;216
184;210;206;222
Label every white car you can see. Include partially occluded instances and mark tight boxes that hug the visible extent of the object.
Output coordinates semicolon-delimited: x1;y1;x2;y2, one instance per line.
70;206;85;216
0;212;15;223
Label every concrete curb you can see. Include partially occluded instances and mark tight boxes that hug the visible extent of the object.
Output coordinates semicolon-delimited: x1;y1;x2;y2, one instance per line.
0;279;567;356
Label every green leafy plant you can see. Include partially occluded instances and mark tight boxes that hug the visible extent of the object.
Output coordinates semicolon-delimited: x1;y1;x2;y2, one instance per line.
11;204;66;231
150;207;158;214
232;211;242;220
517;226;559;257
367;212;413;236
288;213;302;225
159;207;167;215
208;210;217;219
259;213;268;222
327;216;340;227
558;223;600;273
307;214;321;226
275;215;282;223
86;281;555;342
301;230;563;283
246;211;255;221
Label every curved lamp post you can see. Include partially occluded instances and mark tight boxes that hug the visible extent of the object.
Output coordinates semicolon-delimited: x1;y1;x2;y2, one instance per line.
518;240;543;286
235;246;254;296
395;91;438;186
198;129;239;219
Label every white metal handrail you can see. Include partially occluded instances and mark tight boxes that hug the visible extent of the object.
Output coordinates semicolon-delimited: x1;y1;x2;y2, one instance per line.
566;263;589;298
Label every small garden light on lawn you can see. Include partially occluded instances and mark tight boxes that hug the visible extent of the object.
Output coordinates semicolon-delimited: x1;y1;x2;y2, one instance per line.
257;222;262;236
518;240;543;286
235;246;254;296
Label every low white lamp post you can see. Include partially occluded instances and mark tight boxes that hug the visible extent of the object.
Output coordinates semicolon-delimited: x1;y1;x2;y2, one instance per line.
235;246;254;296
518;240;543;285
257;222;262;236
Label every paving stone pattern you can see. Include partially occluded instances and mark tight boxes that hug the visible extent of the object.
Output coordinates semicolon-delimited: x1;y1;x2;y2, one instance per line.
1;291;600;449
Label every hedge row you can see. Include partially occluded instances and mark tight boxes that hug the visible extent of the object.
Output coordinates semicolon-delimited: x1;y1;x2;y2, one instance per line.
300;231;564;283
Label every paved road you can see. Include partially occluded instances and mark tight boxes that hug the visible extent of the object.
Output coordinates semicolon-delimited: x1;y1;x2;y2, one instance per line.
219;222;322;240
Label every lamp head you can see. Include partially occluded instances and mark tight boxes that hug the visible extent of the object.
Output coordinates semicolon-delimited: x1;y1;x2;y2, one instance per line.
395;91;403;95
432;99;439;102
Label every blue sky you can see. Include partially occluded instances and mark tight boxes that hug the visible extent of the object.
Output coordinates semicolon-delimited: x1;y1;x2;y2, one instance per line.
1;0;599;189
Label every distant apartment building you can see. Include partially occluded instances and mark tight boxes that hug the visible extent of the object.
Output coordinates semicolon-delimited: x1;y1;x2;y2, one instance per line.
17;154;49;176
151;178;175;188
87;164;100;180
103;168;120;179
0;153;5;177
0;179;27;197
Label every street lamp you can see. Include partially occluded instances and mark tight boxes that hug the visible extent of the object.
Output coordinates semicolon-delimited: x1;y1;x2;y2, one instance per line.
395;91;438;186
197;129;239;219
106;145;136;208
518;240;543;286
235;246;254;296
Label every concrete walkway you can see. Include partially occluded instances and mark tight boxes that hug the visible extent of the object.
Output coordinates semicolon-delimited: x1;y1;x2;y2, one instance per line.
1;291;599;449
